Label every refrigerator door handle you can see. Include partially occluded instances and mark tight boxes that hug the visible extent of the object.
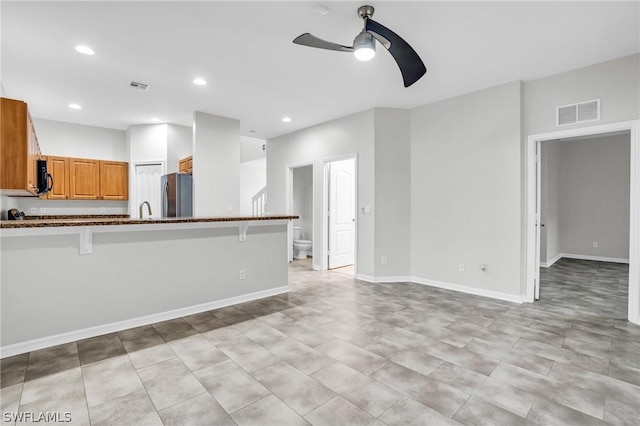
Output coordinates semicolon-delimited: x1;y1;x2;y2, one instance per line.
163;180;169;217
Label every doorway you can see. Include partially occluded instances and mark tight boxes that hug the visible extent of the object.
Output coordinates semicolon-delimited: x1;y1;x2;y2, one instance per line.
526;120;639;324
326;157;356;272
132;162;164;219
286;162;314;264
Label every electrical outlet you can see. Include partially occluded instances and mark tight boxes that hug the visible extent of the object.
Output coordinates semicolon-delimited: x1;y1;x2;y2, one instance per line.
458;264;465;272
381;256;387;265
227;205;233;214
29;207;36;214
592;242;598;248
239;270;245;280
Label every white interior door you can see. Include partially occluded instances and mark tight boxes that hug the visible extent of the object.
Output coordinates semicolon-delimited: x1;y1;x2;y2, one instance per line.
329;159;355;269
534;142;542;299
135;163;163;218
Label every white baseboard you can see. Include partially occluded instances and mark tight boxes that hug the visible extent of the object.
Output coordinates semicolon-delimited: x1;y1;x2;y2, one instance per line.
355;274;522;304
541;253;563;268
559;253;629;264
410;277;523;304
0;286;289;359
355;274;413;284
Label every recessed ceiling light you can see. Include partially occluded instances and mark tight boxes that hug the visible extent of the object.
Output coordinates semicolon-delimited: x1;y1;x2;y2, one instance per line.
193;78;207;86
282;117;292;123
150;117;162;122
75;45;94;55
68;103;82;110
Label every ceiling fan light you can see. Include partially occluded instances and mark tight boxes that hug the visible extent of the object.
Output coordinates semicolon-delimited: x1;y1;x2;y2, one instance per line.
353;31;375;61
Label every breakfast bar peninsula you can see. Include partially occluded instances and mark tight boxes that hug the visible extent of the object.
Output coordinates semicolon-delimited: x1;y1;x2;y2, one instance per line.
0;215;296;356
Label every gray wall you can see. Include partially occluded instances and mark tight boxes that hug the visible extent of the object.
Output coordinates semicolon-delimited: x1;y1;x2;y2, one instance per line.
34;118;127;161
193;112;240;216
292;166;313;243
523;54;639;136
411;81;522;296
1;224;288;348
560;134;630;259
374;108;411;277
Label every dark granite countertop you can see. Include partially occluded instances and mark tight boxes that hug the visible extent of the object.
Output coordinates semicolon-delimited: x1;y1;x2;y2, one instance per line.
0;215;298;229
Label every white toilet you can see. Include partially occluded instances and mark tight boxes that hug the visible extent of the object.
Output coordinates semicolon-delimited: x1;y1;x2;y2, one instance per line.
293;226;312;259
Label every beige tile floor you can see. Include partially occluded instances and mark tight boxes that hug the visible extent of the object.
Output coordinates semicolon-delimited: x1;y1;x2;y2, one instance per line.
1;258;638;425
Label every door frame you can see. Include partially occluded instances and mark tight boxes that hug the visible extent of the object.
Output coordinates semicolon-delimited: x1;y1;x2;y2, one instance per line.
525;120;639;324
322;154;358;272
130;160;166;218
286;161;314;264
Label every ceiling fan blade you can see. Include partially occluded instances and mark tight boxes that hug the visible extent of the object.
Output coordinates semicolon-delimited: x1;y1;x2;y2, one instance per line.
365;19;426;87
293;33;354;52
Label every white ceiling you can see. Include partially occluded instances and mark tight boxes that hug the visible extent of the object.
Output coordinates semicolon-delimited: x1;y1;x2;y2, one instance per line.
2;1;638;139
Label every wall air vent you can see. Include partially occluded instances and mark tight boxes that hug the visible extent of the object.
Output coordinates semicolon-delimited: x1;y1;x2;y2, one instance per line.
556;99;600;126
129;81;150;91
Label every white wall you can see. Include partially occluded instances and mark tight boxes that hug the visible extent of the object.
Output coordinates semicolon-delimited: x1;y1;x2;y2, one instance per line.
292;166;313;242
411;81;522;297
193;112;240;216
128;124;168;164
267;110;375;274
239;158;266;216
0;196;19;220
34;118;127;161
559;134;630;259
374;109;411;277
166;124;192;174
241;136;266;163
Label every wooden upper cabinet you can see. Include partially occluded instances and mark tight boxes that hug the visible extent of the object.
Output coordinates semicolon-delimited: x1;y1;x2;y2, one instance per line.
179;155;193;174
69;158;100;199
45;156;70;200
178;158;188;173
100;161;128;200
1;97;41;196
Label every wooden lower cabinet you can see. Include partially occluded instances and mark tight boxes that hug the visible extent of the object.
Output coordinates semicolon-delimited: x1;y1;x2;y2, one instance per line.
69;158;100;199
100;161;128;200
45;156;70;200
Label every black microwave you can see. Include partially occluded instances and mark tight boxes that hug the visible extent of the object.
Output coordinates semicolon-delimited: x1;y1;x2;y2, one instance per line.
37;159;53;194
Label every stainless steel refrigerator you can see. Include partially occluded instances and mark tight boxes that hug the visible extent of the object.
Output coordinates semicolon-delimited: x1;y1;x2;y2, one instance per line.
161;173;193;217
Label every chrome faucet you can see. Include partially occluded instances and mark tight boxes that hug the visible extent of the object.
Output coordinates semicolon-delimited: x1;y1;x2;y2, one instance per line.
139;201;152;219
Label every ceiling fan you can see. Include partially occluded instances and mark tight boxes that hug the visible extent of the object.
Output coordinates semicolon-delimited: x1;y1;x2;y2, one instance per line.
293;5;427;87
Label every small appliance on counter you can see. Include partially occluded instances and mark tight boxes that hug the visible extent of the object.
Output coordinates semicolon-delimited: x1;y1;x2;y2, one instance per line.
7;209;26;220
161;173;193;217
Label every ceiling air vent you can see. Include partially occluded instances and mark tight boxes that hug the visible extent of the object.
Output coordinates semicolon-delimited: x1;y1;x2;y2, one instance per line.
556;99;600;126
129;81;150;91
